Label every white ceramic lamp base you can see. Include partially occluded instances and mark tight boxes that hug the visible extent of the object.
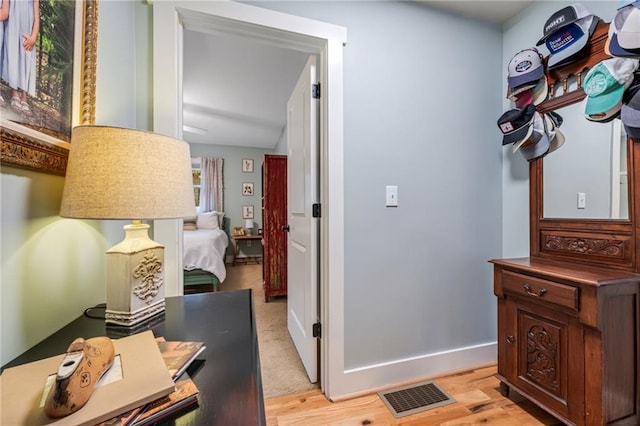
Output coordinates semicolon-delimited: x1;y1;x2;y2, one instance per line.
105;222;166;327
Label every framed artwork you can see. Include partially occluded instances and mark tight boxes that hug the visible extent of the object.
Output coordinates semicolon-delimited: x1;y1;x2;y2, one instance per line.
242;158;254;173
242;182;254;196
242;205;254;219
0;0;99;176
232;226;246;236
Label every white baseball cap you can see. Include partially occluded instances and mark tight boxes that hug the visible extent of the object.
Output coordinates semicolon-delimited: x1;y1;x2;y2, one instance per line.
507;48;545;89
613;5;640;50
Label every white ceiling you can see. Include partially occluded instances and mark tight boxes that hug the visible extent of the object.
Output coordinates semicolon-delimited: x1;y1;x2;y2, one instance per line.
181;1;534;149
182;29;309;148
418;1;534;25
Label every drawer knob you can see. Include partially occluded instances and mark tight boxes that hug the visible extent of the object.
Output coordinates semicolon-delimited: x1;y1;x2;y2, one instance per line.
523;283;547;297
506;335;515;344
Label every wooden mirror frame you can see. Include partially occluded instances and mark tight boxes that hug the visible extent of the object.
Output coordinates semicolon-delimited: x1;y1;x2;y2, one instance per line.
530;20;640;272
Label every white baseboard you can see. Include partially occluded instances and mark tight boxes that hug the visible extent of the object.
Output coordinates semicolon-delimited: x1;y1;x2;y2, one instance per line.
331;342;497;401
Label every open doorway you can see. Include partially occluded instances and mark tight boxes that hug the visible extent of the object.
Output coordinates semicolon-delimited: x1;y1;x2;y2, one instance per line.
152;1;347;399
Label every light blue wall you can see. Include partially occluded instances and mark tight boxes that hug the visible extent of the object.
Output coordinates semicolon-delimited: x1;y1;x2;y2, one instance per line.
189;143;273;257
245;1;503;369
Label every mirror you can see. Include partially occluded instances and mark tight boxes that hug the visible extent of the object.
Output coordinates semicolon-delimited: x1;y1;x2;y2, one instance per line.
530;19;639;271
542;102;629;219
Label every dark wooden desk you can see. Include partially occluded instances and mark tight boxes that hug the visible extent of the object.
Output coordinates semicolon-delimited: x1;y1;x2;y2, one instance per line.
1;290;266;425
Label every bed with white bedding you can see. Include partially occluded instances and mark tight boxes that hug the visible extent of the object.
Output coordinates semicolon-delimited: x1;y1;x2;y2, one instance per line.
183;211;229;292
183;228;229;283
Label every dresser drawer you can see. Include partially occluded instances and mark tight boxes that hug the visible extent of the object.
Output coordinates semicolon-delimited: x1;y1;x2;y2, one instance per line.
502;270;579;311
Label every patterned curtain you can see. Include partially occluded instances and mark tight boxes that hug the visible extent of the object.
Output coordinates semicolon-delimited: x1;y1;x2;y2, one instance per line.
200;157;224;213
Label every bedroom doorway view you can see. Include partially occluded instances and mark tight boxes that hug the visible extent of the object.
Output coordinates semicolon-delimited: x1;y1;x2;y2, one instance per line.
177;12;324;399
180;55;321;397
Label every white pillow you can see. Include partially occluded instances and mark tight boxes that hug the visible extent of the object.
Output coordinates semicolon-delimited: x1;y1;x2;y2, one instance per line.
212;211;225;228
197;212;220;230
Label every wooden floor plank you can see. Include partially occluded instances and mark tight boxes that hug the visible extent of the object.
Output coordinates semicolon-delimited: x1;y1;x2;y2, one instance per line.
264;365;563;425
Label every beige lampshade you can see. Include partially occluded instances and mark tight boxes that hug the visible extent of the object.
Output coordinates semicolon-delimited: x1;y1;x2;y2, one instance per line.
60;126;196;220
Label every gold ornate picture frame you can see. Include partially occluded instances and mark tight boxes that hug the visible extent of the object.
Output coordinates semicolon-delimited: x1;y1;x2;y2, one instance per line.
0;0;98;176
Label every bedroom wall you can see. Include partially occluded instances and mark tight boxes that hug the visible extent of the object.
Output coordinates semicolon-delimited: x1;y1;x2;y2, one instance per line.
189;143;273;258
0;0;150;365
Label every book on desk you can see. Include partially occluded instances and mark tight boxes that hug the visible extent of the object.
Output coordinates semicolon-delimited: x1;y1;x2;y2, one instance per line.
0;330;175;426
97;337;205;426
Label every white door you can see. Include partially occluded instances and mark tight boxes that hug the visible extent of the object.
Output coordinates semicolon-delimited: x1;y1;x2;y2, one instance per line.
287;56;320;383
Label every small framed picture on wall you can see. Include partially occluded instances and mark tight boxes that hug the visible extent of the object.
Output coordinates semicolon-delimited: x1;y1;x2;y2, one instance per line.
242;182;254;196
242;205;254;219
242;158;254;173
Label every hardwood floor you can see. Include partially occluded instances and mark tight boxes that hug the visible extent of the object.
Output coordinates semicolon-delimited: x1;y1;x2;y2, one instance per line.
264;365;564;425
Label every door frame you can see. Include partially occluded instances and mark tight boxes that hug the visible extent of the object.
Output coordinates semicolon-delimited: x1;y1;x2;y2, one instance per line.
152;1;347;398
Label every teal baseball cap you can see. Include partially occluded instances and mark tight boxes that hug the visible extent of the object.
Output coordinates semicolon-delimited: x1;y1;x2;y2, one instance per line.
583;58;639;119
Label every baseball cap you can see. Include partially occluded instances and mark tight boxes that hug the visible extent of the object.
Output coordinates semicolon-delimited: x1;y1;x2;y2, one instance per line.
532;76;549;105
544;111;565;154
547;110;564;127
621;82;640;137
608;32;640;58
614;6;640;50
608;11;640;58
548;126;566;154
536;3;593;46
585;101;623;122
506;81;537;100
583;58;639;119
507;48;545;89
514;89;533;108
546;15;599;69
515;112;551;161
497;104;536;146
618;0;640;10
512;111;539;153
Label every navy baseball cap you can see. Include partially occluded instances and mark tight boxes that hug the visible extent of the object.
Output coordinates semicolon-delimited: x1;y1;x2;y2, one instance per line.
537;3;593;46
546;16;599;69
622;81;640;137
497;104;536;146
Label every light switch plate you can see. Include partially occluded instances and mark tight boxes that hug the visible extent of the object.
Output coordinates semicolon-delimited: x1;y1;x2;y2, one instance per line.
577;192;586;209
386;186;398;207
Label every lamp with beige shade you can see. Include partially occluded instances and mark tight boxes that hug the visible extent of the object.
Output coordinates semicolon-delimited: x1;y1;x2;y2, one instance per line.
60;126;195;327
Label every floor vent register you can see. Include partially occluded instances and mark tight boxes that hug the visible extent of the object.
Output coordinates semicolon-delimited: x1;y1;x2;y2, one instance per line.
378;380;456;418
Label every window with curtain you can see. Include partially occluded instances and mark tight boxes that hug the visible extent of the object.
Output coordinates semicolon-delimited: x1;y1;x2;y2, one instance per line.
197;157;224;213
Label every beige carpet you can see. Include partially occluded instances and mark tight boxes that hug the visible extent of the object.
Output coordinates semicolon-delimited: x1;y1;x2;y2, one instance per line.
220;263;319;398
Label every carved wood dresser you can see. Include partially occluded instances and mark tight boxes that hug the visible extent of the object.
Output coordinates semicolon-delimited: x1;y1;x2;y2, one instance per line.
491;19;640;426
